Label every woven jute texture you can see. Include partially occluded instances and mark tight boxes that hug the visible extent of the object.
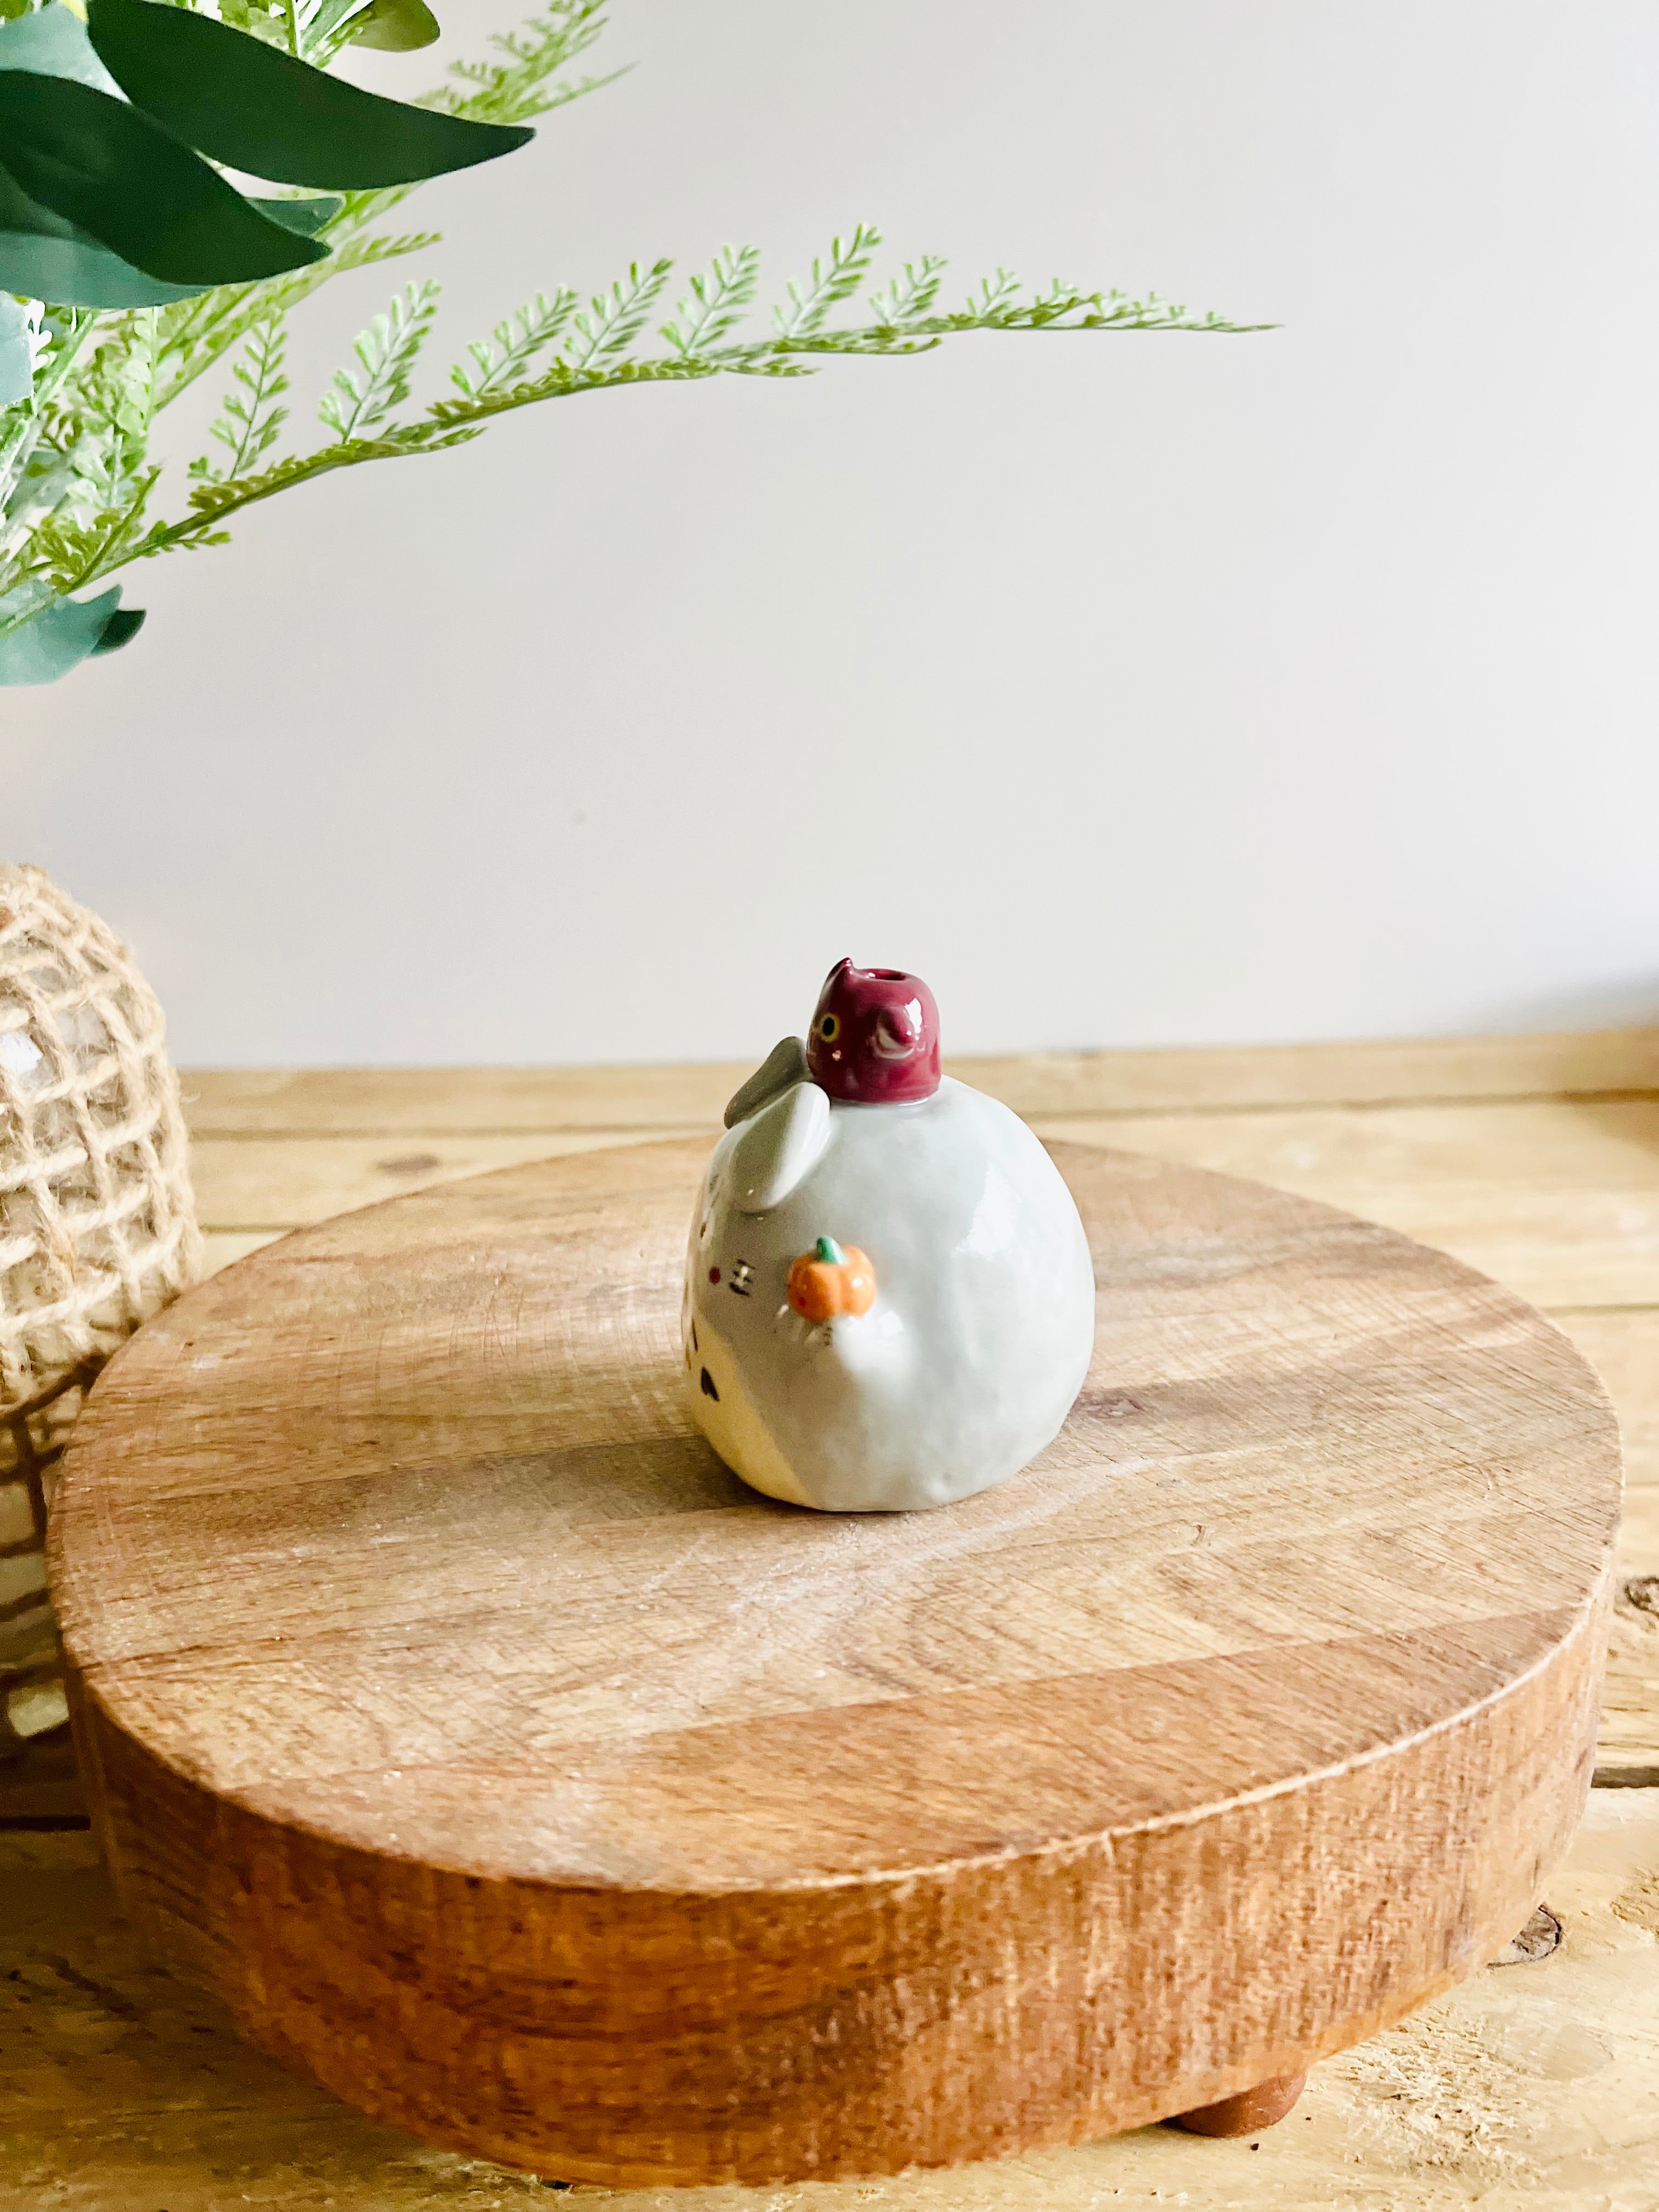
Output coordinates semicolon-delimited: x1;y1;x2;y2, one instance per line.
1;864;201;1748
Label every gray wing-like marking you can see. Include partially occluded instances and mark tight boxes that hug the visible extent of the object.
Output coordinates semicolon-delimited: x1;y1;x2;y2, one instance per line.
724;1035;811;1128
727;1081;832;1214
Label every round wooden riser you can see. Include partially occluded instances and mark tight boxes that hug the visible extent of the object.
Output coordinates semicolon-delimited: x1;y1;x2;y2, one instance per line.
50;1141;1621;2188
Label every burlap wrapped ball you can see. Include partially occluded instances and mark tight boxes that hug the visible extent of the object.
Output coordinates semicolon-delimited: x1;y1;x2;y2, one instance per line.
1;864;201;1748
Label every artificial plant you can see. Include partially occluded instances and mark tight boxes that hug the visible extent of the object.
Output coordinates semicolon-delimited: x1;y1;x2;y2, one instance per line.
0;0;1259;685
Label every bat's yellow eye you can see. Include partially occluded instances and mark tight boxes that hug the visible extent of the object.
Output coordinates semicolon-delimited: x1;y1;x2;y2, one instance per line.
817;1014;839;1042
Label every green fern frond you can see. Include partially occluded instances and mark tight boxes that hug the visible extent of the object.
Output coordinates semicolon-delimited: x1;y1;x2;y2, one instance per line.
450;290;578;399
319;280;442;442
772;225;882;340
73;249;1265;595
25;466;162;594
433;0;616;122
563;258;674;369
37;315;159;528
868;255;947;330
662;245;761;357
191;317;290;485
968;269;1022;320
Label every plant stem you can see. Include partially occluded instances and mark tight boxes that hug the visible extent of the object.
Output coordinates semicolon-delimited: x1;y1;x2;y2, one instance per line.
82;293;1269;586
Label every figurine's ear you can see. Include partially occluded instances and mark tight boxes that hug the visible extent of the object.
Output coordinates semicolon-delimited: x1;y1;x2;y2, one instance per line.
727;1081;831;1215
724;1035;811;1129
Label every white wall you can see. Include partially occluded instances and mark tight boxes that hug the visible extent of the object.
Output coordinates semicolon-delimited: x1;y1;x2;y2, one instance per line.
6;0;1658;1066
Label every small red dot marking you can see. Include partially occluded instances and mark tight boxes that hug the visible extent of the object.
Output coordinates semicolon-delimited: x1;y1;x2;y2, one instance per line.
708;1267;721;1284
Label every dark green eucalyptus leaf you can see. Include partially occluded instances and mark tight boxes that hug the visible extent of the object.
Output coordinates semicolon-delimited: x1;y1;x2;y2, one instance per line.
0;72;327;284
0;586;143;686
0;0;205;301
352;0;442;53
251;194;344;239
87;0;531;187
0;291;31;405
91;603;145;655
0;156;205;304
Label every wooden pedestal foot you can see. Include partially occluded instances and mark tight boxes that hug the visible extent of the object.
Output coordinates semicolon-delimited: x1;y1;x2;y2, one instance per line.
1173;2072;1307;2137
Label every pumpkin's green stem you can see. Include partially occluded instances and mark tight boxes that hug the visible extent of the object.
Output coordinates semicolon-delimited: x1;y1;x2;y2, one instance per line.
814;1236;844;1265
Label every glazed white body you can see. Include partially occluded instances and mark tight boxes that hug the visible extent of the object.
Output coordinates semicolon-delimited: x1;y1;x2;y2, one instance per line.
683;1077;1096;1512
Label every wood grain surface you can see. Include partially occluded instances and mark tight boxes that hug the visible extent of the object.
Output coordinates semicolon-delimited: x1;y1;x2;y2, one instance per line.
178;1026;1659;1135
184;1108;1659;1304
48;1137;1622;2187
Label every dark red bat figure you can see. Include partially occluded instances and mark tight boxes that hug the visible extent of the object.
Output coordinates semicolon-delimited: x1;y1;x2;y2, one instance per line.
806;958;941;1105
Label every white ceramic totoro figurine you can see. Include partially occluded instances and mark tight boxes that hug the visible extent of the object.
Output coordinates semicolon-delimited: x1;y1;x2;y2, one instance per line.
683;960;1096;1511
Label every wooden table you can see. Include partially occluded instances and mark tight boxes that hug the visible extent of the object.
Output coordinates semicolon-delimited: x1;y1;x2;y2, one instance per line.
8;1029;1659;2210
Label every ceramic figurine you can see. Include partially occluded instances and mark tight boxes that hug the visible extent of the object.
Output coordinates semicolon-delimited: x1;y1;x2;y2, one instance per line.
684;959;1096;1511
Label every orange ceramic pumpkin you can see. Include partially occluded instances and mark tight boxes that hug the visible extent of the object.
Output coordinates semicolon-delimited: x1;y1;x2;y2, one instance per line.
787;1236;876;1322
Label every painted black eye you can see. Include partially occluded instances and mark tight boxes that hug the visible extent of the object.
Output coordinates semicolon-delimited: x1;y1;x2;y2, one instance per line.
817;1013;839;1041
